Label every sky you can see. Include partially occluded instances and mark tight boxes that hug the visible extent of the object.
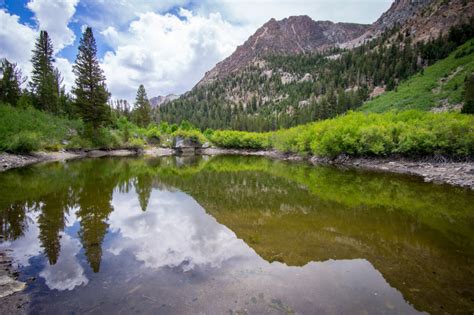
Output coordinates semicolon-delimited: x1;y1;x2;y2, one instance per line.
0;0;392;103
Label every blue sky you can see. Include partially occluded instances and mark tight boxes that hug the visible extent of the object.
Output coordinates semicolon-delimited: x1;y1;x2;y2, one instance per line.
0;0;392;102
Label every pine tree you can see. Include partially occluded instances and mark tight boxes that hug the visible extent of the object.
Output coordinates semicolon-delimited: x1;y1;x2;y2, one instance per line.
132;84;152;127
461;74;474;114
30;30;60;113
0;58;24;106
72;27;110;132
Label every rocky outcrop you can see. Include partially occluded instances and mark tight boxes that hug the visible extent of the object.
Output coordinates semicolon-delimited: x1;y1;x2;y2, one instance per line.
343;0;474;47
172;137;202;155
149;94;179;109
198;16;369;86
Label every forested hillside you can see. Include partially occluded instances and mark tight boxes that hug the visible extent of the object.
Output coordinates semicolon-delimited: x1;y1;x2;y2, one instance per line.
361;39;474;112
157;18;474;131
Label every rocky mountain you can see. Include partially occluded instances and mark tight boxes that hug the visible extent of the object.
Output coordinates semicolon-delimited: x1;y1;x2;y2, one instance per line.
345;0;474;47
198;16;369;86
150;94;179;109
158;0;474;132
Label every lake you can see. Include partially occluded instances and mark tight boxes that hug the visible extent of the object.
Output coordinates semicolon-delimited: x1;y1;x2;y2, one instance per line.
0;155;473;314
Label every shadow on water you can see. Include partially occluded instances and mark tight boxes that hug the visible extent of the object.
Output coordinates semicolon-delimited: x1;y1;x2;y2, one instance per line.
0;155;473;314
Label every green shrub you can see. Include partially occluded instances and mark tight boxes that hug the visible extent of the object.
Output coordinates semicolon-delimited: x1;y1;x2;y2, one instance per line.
65;136;93;150
93;128;123;149
209;111;474;158
210;130;270;150
127;137;146;150
145;126;161;144
203;128;214;139
0;103;82;152
172;129;206;145
7;131;40;153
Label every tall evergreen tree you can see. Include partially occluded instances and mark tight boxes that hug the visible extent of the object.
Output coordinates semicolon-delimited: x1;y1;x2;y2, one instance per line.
30;30;60;113
133;84;152;127
0;58;24;106
461;74;474;114
72;27;110;132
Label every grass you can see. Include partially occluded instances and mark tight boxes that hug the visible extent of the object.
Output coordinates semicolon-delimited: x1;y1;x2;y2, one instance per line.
0;104;83;153
360;39;474;112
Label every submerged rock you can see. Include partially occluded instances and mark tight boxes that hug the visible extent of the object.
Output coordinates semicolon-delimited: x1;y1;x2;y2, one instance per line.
0;275;25;298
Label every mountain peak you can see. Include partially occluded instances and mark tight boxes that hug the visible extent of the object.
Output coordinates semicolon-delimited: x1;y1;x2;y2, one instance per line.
197;16;369;86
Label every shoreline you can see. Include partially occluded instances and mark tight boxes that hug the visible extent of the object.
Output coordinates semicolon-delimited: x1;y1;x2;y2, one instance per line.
0;147;472;189
0;249;29;314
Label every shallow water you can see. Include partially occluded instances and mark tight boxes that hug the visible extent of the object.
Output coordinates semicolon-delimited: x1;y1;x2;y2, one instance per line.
0;155;473;314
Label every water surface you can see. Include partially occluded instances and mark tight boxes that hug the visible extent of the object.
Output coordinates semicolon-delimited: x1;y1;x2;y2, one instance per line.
0;156;473;314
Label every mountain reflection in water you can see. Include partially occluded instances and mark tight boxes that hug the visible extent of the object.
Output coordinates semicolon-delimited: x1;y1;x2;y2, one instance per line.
0;156;473;314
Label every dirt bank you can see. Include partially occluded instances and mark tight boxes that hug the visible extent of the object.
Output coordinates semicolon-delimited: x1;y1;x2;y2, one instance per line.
0;149;141;173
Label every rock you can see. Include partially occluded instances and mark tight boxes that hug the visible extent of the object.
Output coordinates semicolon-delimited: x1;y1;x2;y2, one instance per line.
172;137;201;149
202;142;211;149
299;73;313;82
280;72;296;85
369;86;386;98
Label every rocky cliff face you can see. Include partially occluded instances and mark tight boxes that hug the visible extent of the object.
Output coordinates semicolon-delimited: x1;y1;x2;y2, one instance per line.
198;0;474;87
198;16;369;86
150;94;179;109
344;0;474;47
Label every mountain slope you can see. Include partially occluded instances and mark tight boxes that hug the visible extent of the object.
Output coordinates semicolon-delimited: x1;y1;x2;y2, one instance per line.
361;39;474;112
345;0;474;47
150;94;179;109
158;0;474;131
198;16;369;86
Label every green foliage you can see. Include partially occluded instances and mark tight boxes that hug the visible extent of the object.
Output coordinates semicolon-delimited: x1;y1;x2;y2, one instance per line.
0;58;24;106
132;84;152;127
72;27;110;130
210;111;474;158
203;128;214;138
7;131;41;153
362;40;474;112
93;128;123;149
145;126;161;144
172;129;206;145
127;137;146;150
65;136;93;150
462;74;474;114
30;30;61;113
210;130;270;150
0;103;83;153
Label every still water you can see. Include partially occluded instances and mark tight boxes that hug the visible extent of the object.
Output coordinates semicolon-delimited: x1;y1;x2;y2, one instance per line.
0;156;473;314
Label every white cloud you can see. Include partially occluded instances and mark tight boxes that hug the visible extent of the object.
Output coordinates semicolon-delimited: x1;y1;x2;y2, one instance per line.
200;0;393;27
0;9;36;78
1;1;394;100
0;212;41;267
101;8;253;101
108;189;251;271
39;233;89;291
56;57;75;92
0;1;78;91
26;0;79;52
